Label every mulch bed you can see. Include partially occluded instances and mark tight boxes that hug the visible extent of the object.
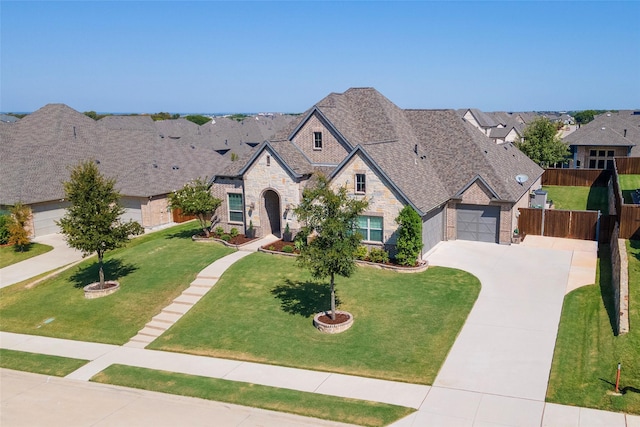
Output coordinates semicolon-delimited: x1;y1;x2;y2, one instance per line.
318;312;351;325
262;239;298;253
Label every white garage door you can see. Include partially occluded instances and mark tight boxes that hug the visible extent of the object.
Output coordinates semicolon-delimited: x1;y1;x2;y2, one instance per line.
457;204;500;243
31;201;70;237
120;197;143;224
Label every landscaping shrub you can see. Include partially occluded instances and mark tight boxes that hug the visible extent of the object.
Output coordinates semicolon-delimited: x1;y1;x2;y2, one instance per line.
220;234;231;242
395;206;422;266
368;248;389;264
354;245;368;260
282;245;294;253
0;215;10;245
229;228;239;238
214;226;224;236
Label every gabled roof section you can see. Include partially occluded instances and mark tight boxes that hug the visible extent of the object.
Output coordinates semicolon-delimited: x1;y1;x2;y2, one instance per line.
454;175;501;199
464;108;498;128
329;145;420;213
287;105;353;150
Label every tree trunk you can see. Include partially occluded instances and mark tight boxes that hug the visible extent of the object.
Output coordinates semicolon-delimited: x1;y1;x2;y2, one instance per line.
330;272;336;320
98;252;105;289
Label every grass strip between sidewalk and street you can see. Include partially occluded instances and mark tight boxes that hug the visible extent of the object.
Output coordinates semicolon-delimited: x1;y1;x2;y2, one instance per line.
92;364;414;427
0;243;54;269
150;252;480;385
0;222;235;344
546;242;639;415
0;349;88;377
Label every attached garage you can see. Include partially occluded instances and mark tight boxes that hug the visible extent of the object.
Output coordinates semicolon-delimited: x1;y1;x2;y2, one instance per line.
456;204;500;243
120;197;143;224
422;206;444;253
31;201;69;237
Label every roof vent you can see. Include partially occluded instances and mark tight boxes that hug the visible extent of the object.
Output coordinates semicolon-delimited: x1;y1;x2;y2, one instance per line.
172;166;179;170
414;144;418;155
601;127;606;130
624;129;627;137
95;160;100;164
152;162;158;168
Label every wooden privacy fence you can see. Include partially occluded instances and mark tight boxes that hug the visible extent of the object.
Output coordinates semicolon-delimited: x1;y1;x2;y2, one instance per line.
518;208;607;241
542;168;611;187
615;157;640;174
172;208;196;223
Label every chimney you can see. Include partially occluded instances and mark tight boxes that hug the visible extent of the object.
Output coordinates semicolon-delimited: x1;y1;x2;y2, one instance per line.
624;129;627;137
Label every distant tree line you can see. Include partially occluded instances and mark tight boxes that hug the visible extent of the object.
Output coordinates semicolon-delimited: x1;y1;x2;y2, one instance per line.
83;111;211;125
570;110;615;125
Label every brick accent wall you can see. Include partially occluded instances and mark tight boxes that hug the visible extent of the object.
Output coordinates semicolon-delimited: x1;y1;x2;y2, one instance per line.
141;196;171;228
291;113;350;164
331;154;405;247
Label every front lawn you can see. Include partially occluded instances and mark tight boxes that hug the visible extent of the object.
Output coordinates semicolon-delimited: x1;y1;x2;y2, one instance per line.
92;364;414;427
0;222;235;344
546;242;640;414
542;185;609;211
0;243;53;269
150;252;480;384
619;174;640;204
0;349;88;376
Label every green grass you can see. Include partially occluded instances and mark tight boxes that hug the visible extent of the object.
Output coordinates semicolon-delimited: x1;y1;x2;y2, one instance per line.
0;243;54;269
546;242;640;414
0;222;235;344
542;185;609;211
150;253;480;384
92;364;414;427
0;348;88;376
619;174;640;204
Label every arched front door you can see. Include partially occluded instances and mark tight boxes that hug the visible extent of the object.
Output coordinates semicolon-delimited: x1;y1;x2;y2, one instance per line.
262;190;281;236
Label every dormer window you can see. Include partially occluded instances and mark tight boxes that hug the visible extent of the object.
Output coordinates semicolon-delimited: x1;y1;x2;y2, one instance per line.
355;173;366;194
313;131;323;150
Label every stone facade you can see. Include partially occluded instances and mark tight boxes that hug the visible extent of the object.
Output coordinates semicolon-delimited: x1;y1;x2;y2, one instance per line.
330;154;405;248
140;196;171;228
211;178;244;233
291;112;350;165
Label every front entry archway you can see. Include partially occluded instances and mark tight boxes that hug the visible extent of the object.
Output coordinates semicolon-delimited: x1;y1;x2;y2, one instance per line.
262;190;281;236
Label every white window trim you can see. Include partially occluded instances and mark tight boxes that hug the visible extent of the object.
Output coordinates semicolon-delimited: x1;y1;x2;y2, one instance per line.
358;215;383;243
227;193;244;224
355;173;366;194
313;131;323;150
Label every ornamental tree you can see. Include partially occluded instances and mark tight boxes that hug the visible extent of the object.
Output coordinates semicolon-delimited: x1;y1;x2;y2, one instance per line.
395;205;423;266
57;161;143;289
168;178;221;237
8;202;31;252
515;117;569;168
294;175;368;320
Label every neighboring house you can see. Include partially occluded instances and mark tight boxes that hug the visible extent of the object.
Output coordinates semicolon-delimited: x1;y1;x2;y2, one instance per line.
212;88;543;254
460;109;524;144
461;108;498;136
0;104;297;237
0;114;20;123
562;111;640;169
488;122;522;144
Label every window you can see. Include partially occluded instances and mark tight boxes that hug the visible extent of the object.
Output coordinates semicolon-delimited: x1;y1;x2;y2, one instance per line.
357;216;383;242
355;173;366;193
607;150;614;157
598;150;606;157
228;193;243;223
313;132;323;150
589;159;597;168
590;150;597;157
597;159;605;169
266;155;271;166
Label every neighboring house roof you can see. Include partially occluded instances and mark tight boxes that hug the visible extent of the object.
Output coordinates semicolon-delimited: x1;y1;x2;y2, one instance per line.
463;108;498;128
489;123;522;139
0;104;232;205
563;111;639;150
0;114;20;123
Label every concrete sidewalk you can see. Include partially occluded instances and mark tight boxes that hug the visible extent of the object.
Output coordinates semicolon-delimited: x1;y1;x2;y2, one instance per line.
0;234;84;288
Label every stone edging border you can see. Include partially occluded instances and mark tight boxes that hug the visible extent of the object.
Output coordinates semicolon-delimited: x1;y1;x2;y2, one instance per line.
192;235;258;249
258;247;429;273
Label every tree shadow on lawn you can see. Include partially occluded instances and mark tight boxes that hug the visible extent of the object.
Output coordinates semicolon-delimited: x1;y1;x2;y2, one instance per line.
631;240;640;262
164;228;199;240
598;245;618;335
271;279;340;317
69;258;138;289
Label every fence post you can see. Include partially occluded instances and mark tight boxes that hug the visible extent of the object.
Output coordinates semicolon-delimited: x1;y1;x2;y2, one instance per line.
595;210;601;243
541;206;545;236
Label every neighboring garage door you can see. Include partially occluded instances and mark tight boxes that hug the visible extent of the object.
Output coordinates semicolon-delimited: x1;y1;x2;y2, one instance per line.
422;206;444;253
31;201;70;237
457;204;500;243
120;197;143;224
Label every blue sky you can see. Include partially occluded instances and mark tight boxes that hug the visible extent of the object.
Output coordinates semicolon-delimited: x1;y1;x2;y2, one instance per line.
2;1;639;113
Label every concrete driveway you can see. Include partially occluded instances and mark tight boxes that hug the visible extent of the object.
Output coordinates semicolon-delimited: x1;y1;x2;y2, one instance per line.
395;237;597;426
0;234;84;289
